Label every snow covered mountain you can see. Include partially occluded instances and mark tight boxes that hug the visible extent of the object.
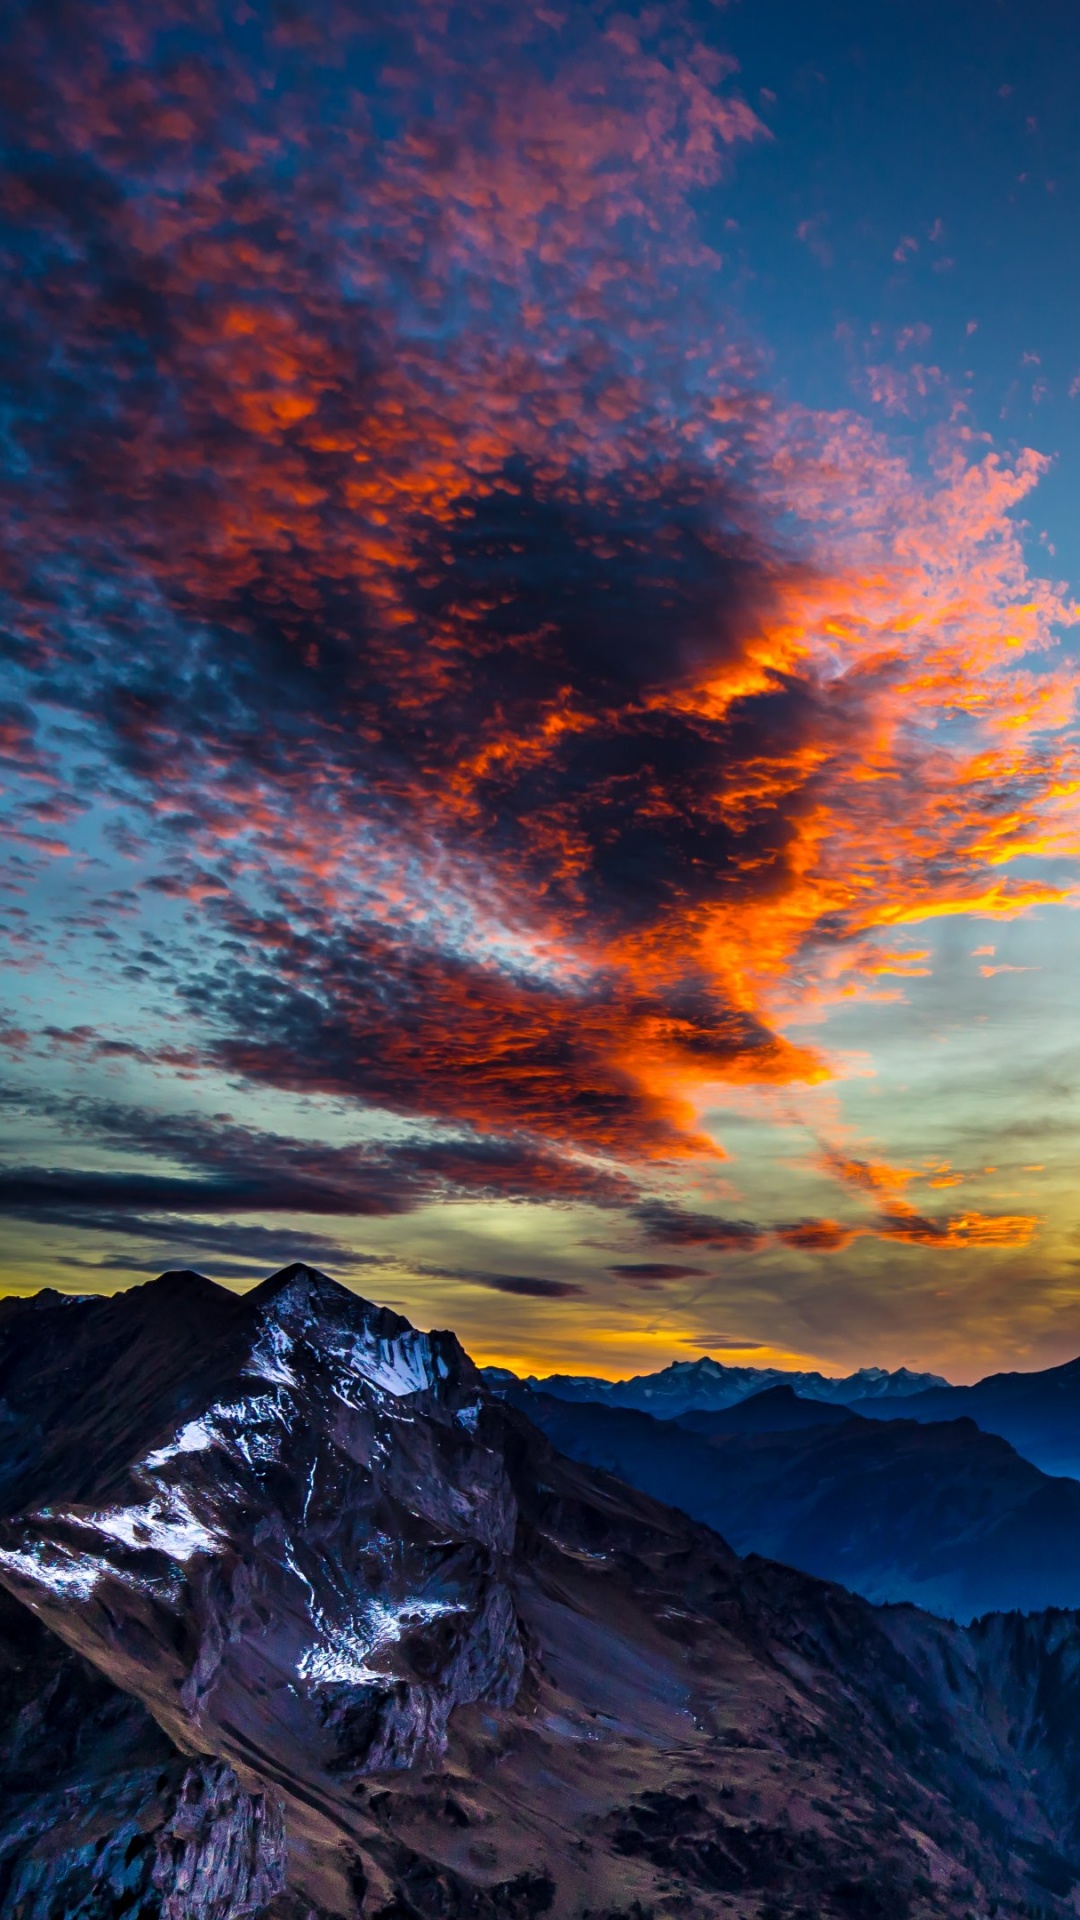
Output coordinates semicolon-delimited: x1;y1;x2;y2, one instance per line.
482;1353;949;1419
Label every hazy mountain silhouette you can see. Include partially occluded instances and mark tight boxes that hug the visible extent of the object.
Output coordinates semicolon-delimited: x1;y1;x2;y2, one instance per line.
851;1356;1080;1476
677;1383;858;1435
483;1355;947;1420
487;1349;1080;1480
499;1382;1080;1621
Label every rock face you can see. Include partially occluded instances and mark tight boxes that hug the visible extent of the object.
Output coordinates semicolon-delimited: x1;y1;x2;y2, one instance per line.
153;1761;288;1920
0;1580;280;1920
4;1265;1080;1919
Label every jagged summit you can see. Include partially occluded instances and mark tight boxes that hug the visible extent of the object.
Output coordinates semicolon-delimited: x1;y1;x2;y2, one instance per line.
242;1260;478;1401
128;1261;476;1400
0;1267;515;1901
0;1266;478;1523
245;1258;361;1307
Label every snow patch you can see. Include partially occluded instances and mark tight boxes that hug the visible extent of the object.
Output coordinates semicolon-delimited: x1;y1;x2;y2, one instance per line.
145;1394;286;1474
298;1595;468;1688
0;1543;101;1600
145;1417;217;1466
246;1320;298;1388
326;1326;444;1401
77;1489;218;1561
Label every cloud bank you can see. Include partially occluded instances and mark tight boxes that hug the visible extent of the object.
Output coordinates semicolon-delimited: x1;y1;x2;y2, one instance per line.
0;0;1075;1292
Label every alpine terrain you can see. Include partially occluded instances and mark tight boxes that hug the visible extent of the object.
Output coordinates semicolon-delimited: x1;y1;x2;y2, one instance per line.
5;1267;1080;1920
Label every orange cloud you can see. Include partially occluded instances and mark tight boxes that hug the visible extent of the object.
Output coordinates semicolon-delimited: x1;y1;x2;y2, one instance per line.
774;1218;859;1252
0;0;1076;1234
821;1153;914;1198
875;1207;1038;1249
799;1150;1038;1253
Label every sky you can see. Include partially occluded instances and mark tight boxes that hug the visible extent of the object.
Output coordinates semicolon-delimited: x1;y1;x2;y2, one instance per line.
3;0;1080;1382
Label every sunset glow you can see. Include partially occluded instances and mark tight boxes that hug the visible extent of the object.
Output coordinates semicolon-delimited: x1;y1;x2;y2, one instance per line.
3;0;1079;1381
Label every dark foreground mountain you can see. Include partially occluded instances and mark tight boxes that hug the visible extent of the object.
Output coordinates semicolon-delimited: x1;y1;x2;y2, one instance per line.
501;1383;1080;1620
6;1270;1080;1919
482;1356;947;1420
853;1357;1080;1477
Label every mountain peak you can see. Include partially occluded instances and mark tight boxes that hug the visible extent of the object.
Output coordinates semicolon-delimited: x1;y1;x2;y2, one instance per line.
241;1264;475;1402
245;1259;357;1305
136;1267;226;1300
0;1268;513;1816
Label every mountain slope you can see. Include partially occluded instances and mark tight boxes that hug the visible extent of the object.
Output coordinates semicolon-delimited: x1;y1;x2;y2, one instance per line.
0;1580;202;1919
483;1356;947;1420
499;1384;1080;1621
3;1267;1080;1919
853;1356;1080;1476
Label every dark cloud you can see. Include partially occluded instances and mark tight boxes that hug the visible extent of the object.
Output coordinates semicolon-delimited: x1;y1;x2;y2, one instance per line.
415;1263;585;1300
394;468;811;927
632;1200;764;1248
681;1334;768;1351
56;1255;281;1283
607;1262;706;1280
0;1094;633;1225
39;1213;385;1273
0;1164;406;1221
463;1273;585;1301
774;1219;858;1253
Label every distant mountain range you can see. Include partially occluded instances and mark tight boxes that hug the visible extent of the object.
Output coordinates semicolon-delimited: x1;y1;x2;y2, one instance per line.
852;1357;1080;1477
496;1381;1080;1621
484;1348;1080;1478
9;1268;1080;1918
482;1354;948;1418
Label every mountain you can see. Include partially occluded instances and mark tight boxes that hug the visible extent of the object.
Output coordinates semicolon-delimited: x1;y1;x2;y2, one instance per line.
6;1267;1080;1918
497;1383;1080;1621
481;1355;949;1420
677;1384;858;1435
852;1356;1080;1477
491;1347;1080;1479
